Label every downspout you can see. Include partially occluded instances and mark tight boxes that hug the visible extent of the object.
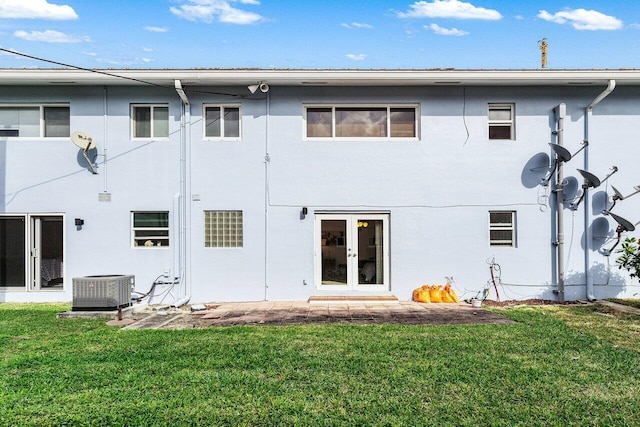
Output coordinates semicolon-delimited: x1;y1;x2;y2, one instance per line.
102;86;108;192
584;79;616;301
264;90;270;301
173;80;191;307
553;104;566;303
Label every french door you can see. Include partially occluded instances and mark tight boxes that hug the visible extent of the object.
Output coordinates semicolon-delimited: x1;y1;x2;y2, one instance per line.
0;215;64;290
315;214;389;291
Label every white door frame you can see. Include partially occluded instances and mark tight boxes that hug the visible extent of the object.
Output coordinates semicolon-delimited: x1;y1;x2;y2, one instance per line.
314;213;390;292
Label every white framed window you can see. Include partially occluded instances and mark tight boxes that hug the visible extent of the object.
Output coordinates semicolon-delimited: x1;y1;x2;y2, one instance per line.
305;105;419;139
489;211;516;247
203;105;241;140
0;104;70;138
204;210;243;248
488;103;515;140
131;104;169;139
132;212;169;248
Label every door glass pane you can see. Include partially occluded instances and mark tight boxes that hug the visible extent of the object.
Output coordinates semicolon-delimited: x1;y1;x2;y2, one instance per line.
358;219;384;285
0;217;25;287
321;220;347;285
39;217;64;288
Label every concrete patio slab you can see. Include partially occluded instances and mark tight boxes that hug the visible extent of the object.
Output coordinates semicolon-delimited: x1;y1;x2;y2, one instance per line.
121;301;514;329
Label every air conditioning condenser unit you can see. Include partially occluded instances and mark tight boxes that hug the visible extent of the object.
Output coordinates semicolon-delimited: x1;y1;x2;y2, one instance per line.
72;275;134;311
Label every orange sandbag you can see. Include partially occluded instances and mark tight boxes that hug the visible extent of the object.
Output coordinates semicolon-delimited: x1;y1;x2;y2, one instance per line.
417;288;431;303
441;288;455;303
448;286;459;303
429;285;443;303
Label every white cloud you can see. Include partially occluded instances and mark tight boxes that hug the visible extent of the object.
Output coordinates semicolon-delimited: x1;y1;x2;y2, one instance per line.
346;53;367;61
82;51;97;56
0;0;78;20
342;22;373;29
538;8;622;31
170;0;264;25
399;0;501;20
144;26;169;33
142;58;153;63
142;47;154;52
13;30;90;43
426;23;469;36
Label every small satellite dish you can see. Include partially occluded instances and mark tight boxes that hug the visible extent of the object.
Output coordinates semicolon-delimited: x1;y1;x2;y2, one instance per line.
576;169;601;188
610;212;636;232
70;131;97;174
611;185;625;200
71;131;96;151
549;143;573;163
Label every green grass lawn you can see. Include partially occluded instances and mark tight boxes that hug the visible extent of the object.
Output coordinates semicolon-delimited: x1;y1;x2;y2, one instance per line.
2;303;640;426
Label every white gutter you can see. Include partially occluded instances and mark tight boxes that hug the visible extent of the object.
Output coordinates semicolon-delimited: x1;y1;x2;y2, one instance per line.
172;79;191;307
554;104;566;303
264;90;270;301
584;79;616;301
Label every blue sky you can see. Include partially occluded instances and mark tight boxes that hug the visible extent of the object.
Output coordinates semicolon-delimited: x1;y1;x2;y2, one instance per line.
0;0;639;69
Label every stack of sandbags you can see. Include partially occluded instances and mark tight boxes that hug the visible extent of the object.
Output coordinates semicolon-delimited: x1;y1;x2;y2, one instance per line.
412;284;458;303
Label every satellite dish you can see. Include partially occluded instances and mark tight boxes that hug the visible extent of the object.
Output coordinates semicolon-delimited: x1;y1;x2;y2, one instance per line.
549;143;572;162
611;185;625;200
576;169;601;188
70;131;97;174
610;212;636;232
71;131;96;150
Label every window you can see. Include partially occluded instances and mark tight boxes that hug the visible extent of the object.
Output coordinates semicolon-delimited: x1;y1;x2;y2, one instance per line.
132;212;169;247
489;211;516;247
488;103;515;140
131;105;169;138
204;211;243;248
305;105;418;139
0;105;70;138
204;105;241;139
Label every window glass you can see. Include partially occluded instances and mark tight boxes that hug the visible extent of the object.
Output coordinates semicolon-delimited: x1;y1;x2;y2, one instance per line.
0;107;39;137
205;107;221;137
134;106;151;138
488;104;514;140
336;108;387;137
307;108;332;137
132;212;169;247
153;106;169;138
390;108;416;137
224;107;240;138
44;107;70;137
489;211;516;247
204;210;243;248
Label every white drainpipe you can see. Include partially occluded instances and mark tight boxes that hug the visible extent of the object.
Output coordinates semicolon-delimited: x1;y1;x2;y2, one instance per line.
584;79;616;301
173;79;191;307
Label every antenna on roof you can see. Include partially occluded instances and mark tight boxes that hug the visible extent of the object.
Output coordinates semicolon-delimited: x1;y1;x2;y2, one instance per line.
538;38;548;68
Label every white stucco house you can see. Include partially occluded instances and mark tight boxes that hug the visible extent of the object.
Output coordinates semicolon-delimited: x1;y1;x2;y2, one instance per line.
1;68;639;305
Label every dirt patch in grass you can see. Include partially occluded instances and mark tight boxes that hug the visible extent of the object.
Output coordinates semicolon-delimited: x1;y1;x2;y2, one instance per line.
481;299;579;307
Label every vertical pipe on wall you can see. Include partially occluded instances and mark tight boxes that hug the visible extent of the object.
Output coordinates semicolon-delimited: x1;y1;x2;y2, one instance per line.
554;104;566;303
173;80;191;307
584;80;616;301
102;86;108;192
264;90;270;301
